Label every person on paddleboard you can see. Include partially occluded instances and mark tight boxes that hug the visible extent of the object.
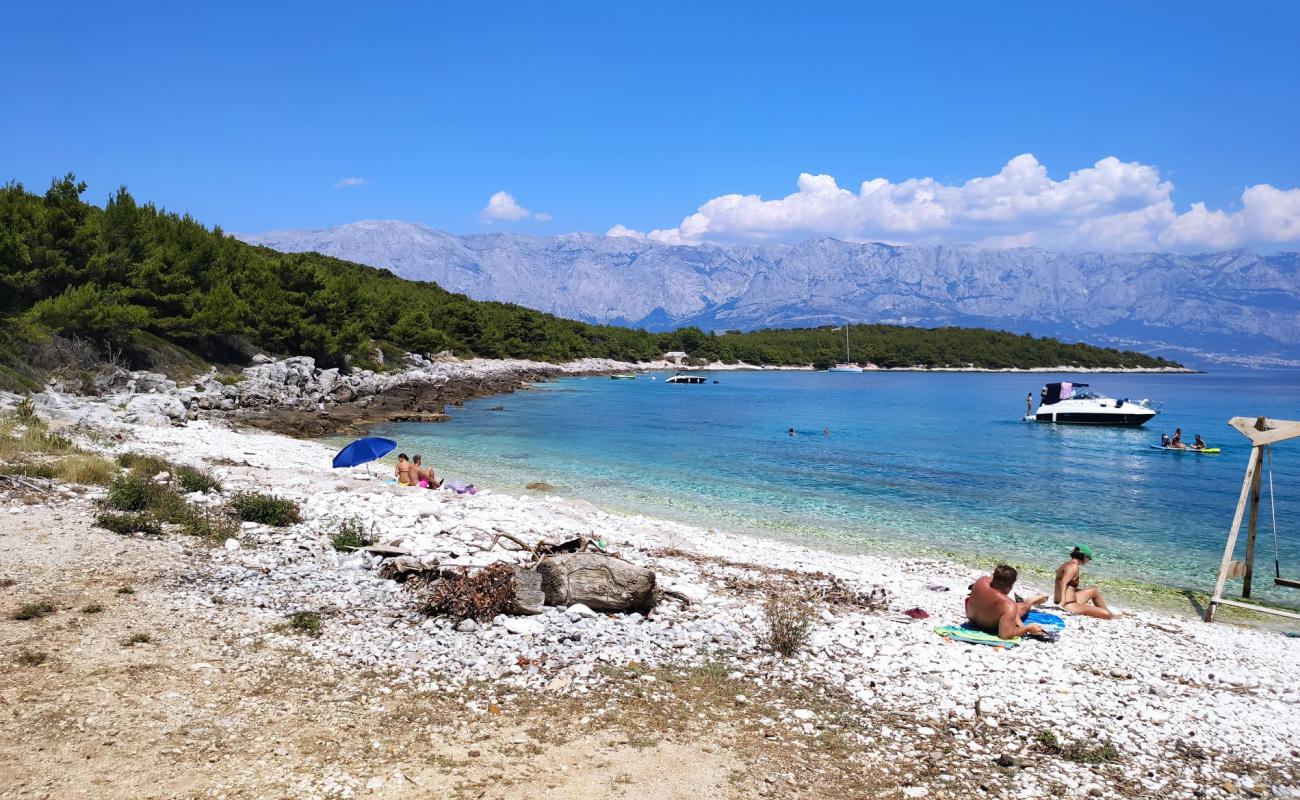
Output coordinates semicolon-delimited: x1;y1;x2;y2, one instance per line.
1193;434;1206;450
1170;428;1185;449
1054;545;1121;620
1160;433;1171;447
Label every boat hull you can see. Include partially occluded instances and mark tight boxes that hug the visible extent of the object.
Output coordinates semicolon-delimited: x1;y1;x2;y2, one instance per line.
1035;412;1154;426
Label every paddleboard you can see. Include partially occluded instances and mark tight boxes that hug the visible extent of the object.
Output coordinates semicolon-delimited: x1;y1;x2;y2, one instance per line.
1149;445;1220;454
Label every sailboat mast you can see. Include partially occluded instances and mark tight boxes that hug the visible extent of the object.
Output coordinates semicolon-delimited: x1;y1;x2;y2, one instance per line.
844;322;850;362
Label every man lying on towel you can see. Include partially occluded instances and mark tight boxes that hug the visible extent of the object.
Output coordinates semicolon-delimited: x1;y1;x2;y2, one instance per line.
965;564;1047;639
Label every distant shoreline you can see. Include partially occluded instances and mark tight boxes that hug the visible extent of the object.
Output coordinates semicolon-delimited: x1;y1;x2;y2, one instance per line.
649;361;1198;374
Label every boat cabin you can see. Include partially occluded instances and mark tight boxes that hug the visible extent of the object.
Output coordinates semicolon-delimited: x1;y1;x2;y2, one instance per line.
1041;381;1092;405
665;374;706;384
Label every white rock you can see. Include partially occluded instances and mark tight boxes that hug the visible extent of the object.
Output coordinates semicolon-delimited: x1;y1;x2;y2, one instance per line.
224;538;241;552
502;617;543;636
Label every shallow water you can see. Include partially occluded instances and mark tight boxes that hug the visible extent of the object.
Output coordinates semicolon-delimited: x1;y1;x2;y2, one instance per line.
358;369;1300;611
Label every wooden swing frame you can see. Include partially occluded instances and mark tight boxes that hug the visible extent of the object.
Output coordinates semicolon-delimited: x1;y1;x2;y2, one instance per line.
1205;416;1300;622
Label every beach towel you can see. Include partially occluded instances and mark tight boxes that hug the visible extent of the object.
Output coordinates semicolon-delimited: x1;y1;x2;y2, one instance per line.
934;625;1022;648
1025;610;1065;632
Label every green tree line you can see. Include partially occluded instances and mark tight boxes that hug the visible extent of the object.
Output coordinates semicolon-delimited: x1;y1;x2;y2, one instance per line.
0;174;1178;389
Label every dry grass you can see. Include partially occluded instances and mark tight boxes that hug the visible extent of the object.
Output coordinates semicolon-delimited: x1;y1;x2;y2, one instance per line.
0;424;77;460
760;594;814;657
53;454;118;486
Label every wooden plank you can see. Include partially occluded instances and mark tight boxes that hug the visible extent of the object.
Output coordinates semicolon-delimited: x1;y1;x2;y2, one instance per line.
1228;417;1300;447
1211;597;1300;623
1207;447;1261;622
1243;454;1264;598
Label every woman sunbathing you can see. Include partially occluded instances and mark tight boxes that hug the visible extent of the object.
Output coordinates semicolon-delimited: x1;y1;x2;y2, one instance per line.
1054;545;1121;619
395;453;412;486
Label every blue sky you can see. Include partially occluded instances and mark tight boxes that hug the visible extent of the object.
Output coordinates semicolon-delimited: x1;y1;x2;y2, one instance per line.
4;2;1299;250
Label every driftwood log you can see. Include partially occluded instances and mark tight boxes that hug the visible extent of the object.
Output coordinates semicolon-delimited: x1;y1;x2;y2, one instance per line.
507;566;546;615
536;552;655;613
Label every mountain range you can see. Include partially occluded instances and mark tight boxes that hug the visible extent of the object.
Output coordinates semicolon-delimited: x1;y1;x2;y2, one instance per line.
240;221;1300;366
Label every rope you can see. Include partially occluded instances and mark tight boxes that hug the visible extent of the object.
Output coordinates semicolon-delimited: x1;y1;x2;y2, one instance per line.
1267;446;1281;579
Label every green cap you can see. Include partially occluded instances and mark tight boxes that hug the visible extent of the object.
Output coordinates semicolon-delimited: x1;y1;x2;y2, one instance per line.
1074;544;1094;559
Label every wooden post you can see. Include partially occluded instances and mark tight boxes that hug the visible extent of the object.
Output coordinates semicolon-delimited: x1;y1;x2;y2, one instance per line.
1243;448;1264;598
1206;446;1261;622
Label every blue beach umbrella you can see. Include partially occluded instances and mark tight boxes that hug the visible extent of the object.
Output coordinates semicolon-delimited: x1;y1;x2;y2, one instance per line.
332;436;397;469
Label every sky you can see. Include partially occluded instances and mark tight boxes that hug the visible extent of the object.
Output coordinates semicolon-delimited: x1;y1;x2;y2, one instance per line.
3;2;1300;252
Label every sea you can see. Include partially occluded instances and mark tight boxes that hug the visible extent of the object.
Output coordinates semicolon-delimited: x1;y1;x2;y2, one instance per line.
358;369;1300;616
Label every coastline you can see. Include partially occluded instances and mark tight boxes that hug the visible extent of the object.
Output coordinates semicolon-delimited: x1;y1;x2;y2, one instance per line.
4;391;1299;797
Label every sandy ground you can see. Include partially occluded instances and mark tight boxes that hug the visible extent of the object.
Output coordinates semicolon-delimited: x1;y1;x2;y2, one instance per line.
0;502;752;800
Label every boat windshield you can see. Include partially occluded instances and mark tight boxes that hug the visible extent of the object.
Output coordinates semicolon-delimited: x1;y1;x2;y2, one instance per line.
1072;388;1104;400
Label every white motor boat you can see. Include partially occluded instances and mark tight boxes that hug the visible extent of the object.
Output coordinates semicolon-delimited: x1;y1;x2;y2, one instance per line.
665;374;707;384
1031;382;1159;426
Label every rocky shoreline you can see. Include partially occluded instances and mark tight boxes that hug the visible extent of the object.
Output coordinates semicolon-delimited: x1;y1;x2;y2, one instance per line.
23;351;1197;442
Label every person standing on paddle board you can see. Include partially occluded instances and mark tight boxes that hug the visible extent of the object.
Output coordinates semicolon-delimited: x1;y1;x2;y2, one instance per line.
1054;545;1121;619
965;564;1047;639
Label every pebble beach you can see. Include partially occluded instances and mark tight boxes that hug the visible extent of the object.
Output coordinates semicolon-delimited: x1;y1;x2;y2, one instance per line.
4;364;1300;799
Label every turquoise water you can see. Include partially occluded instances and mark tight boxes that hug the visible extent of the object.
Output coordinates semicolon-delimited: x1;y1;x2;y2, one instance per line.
362;370;1300;611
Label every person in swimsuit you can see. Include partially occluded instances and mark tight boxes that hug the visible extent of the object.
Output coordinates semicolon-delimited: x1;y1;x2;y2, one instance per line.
1193;434;1206;450
412;454;442;489
1170;428;1185;449
1054;544;1120;619
395;453;412;486
964;564;1048;639
1160;433;1171;448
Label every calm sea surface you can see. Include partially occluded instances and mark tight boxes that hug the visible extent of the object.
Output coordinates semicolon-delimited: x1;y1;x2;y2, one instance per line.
358;370;1300;613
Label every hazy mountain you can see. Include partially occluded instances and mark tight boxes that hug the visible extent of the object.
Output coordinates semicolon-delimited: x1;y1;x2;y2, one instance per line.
240;220;1300;365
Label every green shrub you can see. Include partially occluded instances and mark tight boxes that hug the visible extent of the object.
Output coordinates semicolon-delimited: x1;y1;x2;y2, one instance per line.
330;516;374;551
229;492;301;527
287;611;322;637
174;464;221;493
15;395;36;420
95;512;162;537
106;472;156;511
173;504;237;540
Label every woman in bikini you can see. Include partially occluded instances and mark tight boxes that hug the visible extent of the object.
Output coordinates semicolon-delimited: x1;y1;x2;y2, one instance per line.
1054;544;1120;619
395;453;412;486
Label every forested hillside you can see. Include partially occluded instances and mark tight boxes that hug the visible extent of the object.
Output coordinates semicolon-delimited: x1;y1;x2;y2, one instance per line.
0;175;1178;390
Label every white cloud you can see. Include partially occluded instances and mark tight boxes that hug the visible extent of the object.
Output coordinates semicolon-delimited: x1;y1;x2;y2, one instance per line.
606;224;644;238
333;177;367;189
613;155;1300;252
480;190;549;223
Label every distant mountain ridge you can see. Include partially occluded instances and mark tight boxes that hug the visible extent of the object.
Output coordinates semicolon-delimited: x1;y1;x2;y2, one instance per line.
240;221;1300;365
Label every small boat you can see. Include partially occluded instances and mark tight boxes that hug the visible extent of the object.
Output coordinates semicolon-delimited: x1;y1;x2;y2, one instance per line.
1031;382;1159;426
665;374;707;384
828;321;864;373
610;373;637;380
1150;445;1221;454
